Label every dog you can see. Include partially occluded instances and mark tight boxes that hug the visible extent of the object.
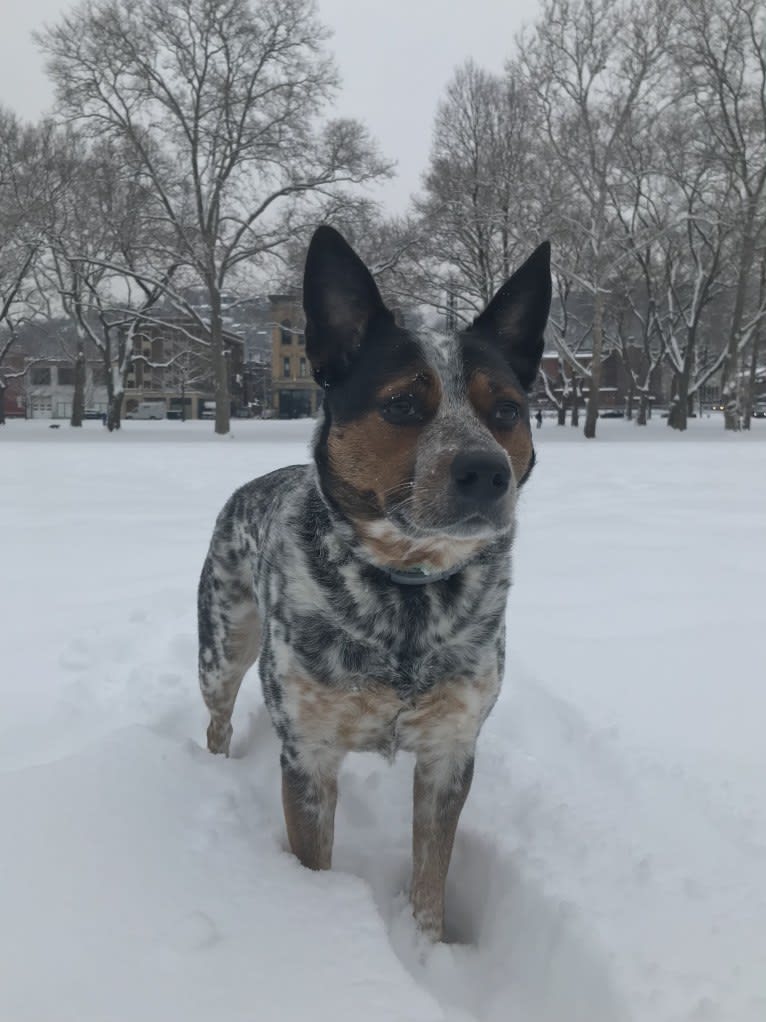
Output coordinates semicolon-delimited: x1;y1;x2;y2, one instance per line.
198;226;551;940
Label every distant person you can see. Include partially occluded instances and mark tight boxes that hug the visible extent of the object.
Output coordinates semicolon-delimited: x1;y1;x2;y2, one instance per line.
535;409;543;429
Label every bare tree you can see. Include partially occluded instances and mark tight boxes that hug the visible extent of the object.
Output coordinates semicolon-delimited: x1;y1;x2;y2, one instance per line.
39;132;178;429
520;0;678;437
545;225;596;427
159;341;213;420
273;196;421;327
0;110;48;422
38;0;391;435
606;101;735;429
606;122;670;425
655;120;737;430
408;61;542;326
742;254;766;428
676;0;766;430
35;129;106;426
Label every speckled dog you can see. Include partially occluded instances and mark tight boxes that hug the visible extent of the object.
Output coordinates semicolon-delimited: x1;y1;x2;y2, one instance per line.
198;226;551;940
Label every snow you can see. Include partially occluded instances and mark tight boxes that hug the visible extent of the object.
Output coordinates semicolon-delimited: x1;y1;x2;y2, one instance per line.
1;415;764;1022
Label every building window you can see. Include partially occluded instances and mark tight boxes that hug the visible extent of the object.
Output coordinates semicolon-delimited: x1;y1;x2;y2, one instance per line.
31;367;52;386
57;366;75;386
280;319;292;345
299;357;307;378
283;356;291;378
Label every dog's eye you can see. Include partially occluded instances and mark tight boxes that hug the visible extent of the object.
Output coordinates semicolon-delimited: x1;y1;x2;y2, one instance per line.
381;394;424;425
492;400;521;428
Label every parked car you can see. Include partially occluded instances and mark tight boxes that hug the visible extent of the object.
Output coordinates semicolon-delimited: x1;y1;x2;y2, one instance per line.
599;409;624;419
752;404;766;419
83;409;104;420
125;400;166;420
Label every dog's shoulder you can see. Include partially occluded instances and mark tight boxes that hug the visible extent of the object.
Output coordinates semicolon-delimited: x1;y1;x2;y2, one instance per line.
215;464;309;529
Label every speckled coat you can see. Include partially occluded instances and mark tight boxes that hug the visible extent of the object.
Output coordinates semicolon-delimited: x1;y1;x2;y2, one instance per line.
197;226;551;939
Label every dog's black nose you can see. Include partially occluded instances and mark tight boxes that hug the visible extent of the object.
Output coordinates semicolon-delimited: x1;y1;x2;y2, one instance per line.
451;451;510;503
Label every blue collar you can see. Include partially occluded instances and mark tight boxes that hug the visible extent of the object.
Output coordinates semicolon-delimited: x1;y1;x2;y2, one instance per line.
378;561;470;586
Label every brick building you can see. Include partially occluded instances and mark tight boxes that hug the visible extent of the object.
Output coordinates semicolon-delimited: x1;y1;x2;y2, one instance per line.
123;315;245;420
268;294;322;418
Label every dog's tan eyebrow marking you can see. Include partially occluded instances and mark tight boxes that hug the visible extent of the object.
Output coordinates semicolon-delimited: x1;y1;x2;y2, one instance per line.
377;370;436;400
468;370;526;408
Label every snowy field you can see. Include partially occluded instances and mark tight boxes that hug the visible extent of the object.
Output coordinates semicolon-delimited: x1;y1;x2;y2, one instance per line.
1;415;765;1022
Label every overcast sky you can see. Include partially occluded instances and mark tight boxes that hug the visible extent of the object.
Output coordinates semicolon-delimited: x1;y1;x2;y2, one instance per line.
0;0;540;212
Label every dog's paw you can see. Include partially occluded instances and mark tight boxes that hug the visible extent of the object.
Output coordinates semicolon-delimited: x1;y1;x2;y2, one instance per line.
206;720;233;756
412;906;444;944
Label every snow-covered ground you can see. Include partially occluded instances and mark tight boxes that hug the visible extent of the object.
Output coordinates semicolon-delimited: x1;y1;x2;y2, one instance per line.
1;416;764;1022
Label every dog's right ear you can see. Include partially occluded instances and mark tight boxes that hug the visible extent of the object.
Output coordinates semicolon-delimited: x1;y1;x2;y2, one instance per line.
303;226;393;387
468;242;551;391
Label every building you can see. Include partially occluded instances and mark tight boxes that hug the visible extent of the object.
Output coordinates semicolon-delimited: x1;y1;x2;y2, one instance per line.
535;347;668;413
7;316;245;421
265;291;412;418
268;294;322;418
239;358;272;417
122;315;245;420
25;359;109;419
1;352;31;419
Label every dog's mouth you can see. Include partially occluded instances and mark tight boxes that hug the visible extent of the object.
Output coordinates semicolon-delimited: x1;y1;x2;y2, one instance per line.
385;496;512;542
452;512;504;537
386;490;512;539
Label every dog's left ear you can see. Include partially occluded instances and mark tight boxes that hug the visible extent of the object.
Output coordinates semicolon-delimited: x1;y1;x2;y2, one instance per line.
303;225;393;387
470;242;552;390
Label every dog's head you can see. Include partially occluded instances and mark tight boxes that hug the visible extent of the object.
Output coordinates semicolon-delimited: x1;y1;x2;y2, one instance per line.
304;226;550;573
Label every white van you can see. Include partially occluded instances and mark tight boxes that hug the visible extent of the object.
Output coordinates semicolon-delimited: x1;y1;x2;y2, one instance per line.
126;399;166;420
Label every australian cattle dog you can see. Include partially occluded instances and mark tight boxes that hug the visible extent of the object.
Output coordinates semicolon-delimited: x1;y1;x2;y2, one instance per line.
198;226;551;940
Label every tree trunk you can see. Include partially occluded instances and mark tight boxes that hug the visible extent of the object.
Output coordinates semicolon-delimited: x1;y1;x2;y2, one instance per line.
742;266;765;431
722;221;757;431
181;375;186;422
557;401;566;426
584;287;604;438
107;392;122;431
70;344;85;427
667;371;689;431
637;393;648;426
210;286;230;435
0;384;6;425
570;384;579;427
668;322;698;432
104;358;121;431
742;338;758;430
626;383;634;421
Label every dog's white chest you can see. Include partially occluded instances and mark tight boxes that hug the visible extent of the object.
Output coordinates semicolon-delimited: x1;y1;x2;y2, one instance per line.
281;671;500;760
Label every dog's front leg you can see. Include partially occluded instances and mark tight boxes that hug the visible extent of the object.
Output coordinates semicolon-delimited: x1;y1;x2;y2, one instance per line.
281;749;340;871
411;751;475;940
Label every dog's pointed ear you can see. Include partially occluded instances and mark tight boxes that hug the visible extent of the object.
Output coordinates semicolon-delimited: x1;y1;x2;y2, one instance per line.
470;242;551;390
303;225;393;387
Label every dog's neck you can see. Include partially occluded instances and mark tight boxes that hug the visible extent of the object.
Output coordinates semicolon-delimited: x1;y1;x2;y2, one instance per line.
353;517;488;581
